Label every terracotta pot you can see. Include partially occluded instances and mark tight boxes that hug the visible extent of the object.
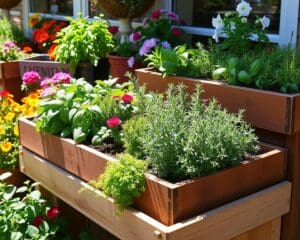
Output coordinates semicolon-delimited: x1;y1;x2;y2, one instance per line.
108;55;142;83
0;167;27;186
136;68;300;134
0;61;24;102
19;117;286;226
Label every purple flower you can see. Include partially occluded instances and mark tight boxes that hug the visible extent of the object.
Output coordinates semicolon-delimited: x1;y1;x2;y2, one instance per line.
40;78;52;89
167;12;179;21
139;38;158;56
127;56;135;68
22;71;41;85
40;87;56;97
161;41;171;49
51;72;71;84
2;47;9;53
4;41;16;48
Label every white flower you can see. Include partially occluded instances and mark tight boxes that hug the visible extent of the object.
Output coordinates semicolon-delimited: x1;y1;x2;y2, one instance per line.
241;17;248;23
212;14;224;30
127;56;135;68
236;0;252;17
259;16;271;30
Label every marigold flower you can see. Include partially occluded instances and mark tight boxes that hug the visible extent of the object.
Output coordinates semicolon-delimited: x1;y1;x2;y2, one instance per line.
0;126;5;135
4;112;15;122
0;141;12;152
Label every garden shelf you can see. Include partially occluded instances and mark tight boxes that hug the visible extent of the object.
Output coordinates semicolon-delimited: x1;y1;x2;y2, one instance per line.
19;117;286;226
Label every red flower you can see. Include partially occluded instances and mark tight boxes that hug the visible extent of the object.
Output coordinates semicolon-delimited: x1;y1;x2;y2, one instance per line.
130;32;141;42
171;28;182;37
33;216;44;227
109;26;119;34
47;206;60;220
33;29;50;44
151;10;161;19
107;116;122;128
0;90;11;97
121;94;133;104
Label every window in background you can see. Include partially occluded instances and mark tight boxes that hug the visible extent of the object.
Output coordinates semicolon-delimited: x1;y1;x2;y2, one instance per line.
30;0;73;16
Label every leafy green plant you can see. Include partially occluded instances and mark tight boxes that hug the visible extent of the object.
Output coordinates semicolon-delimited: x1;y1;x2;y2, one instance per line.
212;46;300;93
0;18;27;44
55;14;114;72
91;154;147;213
123;116;148;159
146;43;212;78
0;172;71;240
142;85;259;182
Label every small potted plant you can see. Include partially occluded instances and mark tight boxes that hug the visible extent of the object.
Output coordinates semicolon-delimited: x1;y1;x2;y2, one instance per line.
54;14;114;84
108;9;187;82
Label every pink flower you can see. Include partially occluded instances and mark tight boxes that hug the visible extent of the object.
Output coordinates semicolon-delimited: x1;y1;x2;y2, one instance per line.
40;77;52;89
51;72;71;84
4;41;16;48
171;27;182;36
139;38;158;56
41;87;56;97
47;206;60;220
151;10;161;19
122;94;133;104
33;216;44;227
108;26;119;34
129;32;141;43
22;71;41;85
107;116;122;128
127;56;135;68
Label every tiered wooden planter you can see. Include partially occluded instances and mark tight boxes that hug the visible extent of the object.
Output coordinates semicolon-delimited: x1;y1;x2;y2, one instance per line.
0;61;24;102
19;118;286;226
20;147;291;240
135;68;300;239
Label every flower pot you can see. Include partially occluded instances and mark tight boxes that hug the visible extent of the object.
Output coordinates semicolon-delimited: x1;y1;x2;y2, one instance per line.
0;61;24;102
108;55;141;83
0;167;27;186
135;67;300;239
19;54;71;80
19;117;286;226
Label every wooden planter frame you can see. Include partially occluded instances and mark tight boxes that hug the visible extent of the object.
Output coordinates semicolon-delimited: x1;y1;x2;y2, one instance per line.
20;148;291;240
19;118;286;226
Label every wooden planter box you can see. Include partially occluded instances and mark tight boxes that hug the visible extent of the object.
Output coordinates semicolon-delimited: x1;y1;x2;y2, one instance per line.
19;118;286;226
136;68;300;134
20;147;291;240
0;61;24;102
19;54;70;80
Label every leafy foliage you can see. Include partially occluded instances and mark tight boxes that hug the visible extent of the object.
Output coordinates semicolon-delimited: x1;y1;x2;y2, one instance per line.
91;154;147;213
0;18;27;44
142;85;259;182
55;14;114;72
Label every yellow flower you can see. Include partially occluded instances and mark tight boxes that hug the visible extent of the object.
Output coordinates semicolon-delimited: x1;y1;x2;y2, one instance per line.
11;102;21;113
0;126;5;135
4;112;15;122
13;125;19;136
0;141;12;152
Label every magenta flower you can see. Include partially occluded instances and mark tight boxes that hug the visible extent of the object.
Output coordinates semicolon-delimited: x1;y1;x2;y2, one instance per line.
127;56;135;68
52;72;71;84
151;10;161;19
33;216;44;227
139;38;158;56
107;116;122;128
108;26;119;34
122;94;134;104
22;71;41;85
129;32;141;43
171;27;182;36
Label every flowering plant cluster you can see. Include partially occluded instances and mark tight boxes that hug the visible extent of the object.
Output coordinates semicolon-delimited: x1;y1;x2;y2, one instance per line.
109;9;187;67
36;77;141;150
0;174;72;239
30;15;68;54
212;0;270;55
0;41;25;61
0;90;40;169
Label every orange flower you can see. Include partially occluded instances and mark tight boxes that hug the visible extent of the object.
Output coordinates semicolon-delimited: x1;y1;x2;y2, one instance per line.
33;29;50;44
48;44;57;60
22;46;33;53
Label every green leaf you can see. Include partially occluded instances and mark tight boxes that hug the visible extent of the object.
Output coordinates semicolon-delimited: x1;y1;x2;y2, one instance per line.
29;190;41;200
0;172;12;181
40;221;50;233
3;186;17;200
212;68;227;80
61;126;72;138
27;225;39;237
73;127;87;143
16;186;28;193
238;70;251;84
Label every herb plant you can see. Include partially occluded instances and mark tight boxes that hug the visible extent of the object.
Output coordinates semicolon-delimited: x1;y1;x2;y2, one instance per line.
0;17;27;44
91;154;147;213
54;14;114;73
142;85;259;182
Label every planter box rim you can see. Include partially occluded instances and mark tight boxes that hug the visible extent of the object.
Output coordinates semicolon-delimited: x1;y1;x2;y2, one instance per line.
136;67;300;97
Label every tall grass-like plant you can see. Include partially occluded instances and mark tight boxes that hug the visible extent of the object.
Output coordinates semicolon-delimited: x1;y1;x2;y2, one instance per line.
142;85;259;182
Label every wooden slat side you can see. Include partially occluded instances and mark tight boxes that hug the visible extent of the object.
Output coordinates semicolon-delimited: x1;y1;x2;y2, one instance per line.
166;182;291;240
293;95;300;132
20;148;168;240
